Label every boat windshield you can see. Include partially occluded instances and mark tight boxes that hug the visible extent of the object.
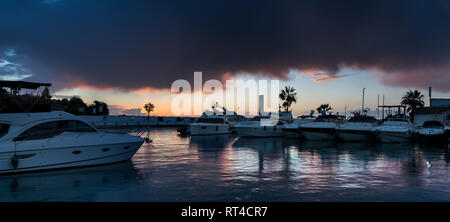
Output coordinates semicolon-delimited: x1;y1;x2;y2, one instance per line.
14;120;97;141
423;121;443;128
348;116;378;123
0;124;10;139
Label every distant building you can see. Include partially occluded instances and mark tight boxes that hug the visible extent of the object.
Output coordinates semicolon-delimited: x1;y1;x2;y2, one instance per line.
430;98;450;107
414;106;450;126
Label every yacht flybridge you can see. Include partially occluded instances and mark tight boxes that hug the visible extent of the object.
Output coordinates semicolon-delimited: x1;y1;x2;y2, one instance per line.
0;111;144;174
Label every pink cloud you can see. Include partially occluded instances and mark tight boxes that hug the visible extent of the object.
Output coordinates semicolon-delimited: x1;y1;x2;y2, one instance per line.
299;71;349;82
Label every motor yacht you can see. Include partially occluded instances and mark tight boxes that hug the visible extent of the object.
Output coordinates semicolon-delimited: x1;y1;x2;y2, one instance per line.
299;115;345;140
283;115;315;138
188;104;247;136
336;115;378;142
0;111;144;174
373;117;415;143
234;113;286;137
417;121;446;143
189;113;232;135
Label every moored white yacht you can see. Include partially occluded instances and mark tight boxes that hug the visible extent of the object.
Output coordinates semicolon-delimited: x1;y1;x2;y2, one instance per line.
189;116;231;135
0;111;144;174
300;115;345;140
336;115;378;142
283;115;315;138
188;104;246;136
373;117;415;143
234;113;286;137
417;121;446;143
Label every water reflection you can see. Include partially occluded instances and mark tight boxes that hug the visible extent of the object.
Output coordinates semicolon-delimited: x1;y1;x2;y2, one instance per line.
1;128;449;201
0;161;141;201
190;134;235;152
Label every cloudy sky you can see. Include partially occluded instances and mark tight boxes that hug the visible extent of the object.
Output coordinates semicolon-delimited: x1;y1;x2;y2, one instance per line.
1;0;449;115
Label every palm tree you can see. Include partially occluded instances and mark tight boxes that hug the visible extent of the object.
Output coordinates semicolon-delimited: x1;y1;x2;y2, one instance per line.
144;102;155;120
351;111;361;117
279;86;297;111
316;104;333;115
401;89;424;121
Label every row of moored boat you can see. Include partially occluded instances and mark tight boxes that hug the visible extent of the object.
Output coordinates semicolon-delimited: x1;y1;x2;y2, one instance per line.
184;110;450;144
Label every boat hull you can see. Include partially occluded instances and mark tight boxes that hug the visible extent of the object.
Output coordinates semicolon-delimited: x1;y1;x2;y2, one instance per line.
0;141;143;174
300;127;336;141
337;130;371;142
189;124;231;135
282;128;301;138
376;131;413;143
446;128;450;143
235;126;285;137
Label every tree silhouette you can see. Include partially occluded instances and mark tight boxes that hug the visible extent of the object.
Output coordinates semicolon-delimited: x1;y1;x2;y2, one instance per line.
144;102;155;120
316;104;333;115
351;111;361;117
401;89;424;121
279;86;297;111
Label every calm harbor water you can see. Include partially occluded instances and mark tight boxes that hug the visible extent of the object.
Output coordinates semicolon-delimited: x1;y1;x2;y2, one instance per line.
1;127;450;201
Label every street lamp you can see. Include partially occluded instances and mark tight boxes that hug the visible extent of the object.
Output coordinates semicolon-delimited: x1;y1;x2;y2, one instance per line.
362;88;366;113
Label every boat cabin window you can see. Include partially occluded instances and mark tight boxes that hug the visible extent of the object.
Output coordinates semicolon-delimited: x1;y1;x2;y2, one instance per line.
0;124;10;139
423;121;443;128
14;120;96;141
64;120;97;132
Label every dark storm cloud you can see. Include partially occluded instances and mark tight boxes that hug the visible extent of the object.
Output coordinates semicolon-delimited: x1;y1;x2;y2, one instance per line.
1;0;450;91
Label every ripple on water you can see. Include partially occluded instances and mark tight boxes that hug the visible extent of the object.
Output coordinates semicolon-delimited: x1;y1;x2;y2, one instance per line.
1;128;450;201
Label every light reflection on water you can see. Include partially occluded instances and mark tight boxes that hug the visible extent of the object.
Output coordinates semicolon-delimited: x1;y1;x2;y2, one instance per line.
1;127;450;201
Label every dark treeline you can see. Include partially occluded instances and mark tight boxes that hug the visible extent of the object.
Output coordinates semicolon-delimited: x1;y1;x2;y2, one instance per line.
0;87;109;115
